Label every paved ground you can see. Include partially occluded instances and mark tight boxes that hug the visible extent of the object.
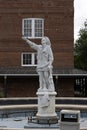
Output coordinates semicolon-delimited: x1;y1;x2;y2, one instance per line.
0;116;87;129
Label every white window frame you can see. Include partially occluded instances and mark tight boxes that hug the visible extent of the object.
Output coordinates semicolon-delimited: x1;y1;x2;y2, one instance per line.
22;18;44;39
21;53;37;66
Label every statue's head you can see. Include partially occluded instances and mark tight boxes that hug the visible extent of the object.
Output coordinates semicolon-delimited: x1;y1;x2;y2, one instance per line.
41;36;51;46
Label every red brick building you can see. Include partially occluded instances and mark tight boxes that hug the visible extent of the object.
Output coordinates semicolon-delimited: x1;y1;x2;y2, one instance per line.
0;0;86;97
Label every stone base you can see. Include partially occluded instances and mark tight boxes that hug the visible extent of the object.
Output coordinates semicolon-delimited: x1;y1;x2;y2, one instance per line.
36;116;58;124
24;119;60;129
36;91;57;124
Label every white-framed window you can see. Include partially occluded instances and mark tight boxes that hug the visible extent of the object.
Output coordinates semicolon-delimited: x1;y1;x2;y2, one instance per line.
22;18;44;39
21;53;37;66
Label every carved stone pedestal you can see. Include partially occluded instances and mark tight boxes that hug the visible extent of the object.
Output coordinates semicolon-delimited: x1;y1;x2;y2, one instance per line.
36;91;58;124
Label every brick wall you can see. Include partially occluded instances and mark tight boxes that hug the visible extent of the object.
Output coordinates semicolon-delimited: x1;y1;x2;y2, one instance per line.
0;0;74;68
0;0;74;97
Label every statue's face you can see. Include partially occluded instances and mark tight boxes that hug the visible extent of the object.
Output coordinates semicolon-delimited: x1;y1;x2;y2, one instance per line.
41;38;46;47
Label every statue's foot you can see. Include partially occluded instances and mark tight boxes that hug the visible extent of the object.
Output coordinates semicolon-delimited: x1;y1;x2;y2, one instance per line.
48;87;55;92
42;87;48;92
38;87;48;92
38;88;42;92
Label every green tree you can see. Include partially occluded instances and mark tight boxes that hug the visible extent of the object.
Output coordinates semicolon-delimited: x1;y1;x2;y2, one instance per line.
74;20;87;70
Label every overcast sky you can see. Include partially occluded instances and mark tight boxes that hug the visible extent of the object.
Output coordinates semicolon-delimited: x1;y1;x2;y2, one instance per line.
74;0;87;41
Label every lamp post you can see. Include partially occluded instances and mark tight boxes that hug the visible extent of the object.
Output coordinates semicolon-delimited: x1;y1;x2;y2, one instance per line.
4;75;7;97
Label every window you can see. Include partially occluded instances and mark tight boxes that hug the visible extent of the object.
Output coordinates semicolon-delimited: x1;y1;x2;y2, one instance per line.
21;53;37;66
74;78;86;97
22;18;44;38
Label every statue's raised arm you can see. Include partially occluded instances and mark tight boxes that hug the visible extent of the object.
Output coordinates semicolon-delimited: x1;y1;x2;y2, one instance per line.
22;37;39;51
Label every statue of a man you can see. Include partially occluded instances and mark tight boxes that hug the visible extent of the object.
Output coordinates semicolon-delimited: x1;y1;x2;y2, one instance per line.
22;36;55;92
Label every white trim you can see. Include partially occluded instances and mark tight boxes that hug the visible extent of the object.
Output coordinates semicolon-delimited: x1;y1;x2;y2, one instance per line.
0;74;87;76
32;53;34;65
22;20;24;36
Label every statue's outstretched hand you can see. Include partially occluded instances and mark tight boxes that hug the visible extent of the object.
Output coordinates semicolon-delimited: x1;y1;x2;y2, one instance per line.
22;37;27;41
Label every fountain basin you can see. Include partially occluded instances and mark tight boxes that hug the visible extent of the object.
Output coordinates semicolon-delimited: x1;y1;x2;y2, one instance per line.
0;104;87;129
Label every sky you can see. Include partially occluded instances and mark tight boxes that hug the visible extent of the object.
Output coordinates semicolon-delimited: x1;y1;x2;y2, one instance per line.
74;0;87;41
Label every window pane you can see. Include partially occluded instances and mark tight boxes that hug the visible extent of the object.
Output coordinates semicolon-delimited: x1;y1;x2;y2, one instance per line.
23;54;26;64
34;53;37;64
26;54;31;64
24;20;32;37
23;54;31;65
35;19;43;37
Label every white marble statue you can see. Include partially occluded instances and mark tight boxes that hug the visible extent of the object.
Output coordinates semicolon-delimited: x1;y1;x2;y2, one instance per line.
22;36;55;92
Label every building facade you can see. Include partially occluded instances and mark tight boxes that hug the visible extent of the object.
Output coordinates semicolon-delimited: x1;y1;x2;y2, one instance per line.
0;0;78;97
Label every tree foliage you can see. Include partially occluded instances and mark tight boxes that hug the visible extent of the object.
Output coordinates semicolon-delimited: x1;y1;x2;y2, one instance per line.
74;20;87;70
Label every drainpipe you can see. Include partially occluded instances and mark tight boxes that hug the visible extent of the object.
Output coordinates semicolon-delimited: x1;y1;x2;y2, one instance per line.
55;75;58;96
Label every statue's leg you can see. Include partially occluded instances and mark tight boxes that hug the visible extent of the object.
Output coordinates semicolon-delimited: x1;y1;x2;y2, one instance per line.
44;71;55;91
38;71;44;90
48;76;55;91
43;71;49;89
